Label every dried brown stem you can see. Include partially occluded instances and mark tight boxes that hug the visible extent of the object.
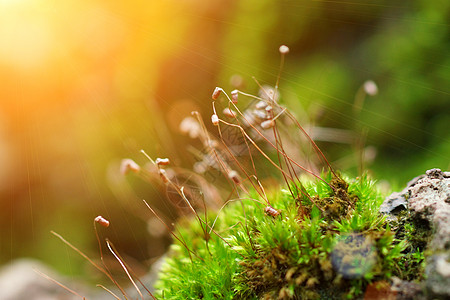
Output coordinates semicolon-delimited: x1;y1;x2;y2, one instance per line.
142;200;199;262
33;268;86;299
106;239;144;300
50;231;129;299
219;90;334;192
96;285;121;300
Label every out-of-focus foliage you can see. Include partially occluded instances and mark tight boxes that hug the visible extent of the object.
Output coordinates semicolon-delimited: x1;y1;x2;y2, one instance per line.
218;0;449;185
0;0;448;279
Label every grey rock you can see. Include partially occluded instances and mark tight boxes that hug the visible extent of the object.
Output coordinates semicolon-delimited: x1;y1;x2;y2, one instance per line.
408;168;450;250
406;174;426;190
381;168;450;300
0;259;89;300
379;173;426;219
0;258;146;300
379;191;408;217
391;276;425;300
425;253;450;298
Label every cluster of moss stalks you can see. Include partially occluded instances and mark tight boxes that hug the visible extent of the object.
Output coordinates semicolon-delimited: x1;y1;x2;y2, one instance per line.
155;173;425;299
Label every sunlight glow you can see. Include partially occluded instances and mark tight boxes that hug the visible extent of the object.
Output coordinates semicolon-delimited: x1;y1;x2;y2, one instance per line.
0;0;28;5
0;0;55;72
0;18;53;71
0;0;190;101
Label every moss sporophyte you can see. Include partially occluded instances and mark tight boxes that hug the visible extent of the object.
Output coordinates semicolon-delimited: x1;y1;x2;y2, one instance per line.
50;46;426;299
150;46;416;299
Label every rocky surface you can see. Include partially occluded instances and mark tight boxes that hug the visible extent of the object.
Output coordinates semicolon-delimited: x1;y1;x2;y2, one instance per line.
381;168;450;299
390;276;425;300
379;173;424;218
0;259;92;300
0;257;162;300
425;253;450;298
408;169;450;251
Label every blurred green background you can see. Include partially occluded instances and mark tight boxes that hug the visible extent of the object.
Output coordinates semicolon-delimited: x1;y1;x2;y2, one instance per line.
0;0;448;281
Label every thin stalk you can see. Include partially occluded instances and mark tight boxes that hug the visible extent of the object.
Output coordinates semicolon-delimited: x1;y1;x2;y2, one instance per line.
34;268;86;299
219;118;327;201
254;78;337;178
50;231;129;300
106;239;143;300
143;200;200;262
218;89;335;192
96;285;121;300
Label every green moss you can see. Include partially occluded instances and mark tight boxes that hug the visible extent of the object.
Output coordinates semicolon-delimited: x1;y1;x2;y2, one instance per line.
387;210;430;282
155;174;419;299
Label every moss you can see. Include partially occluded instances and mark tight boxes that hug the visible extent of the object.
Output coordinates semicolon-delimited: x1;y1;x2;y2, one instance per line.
155;174;419;299
311;174;358;222
386;210;430;282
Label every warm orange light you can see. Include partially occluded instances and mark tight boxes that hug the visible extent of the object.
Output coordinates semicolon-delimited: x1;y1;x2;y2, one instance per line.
0;0;27;5
0;1;55;72
0;0;196;109
0;18;53;71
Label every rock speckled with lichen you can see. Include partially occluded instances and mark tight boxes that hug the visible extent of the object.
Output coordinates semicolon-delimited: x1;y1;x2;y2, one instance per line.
408;169;450;251
381;168;450;299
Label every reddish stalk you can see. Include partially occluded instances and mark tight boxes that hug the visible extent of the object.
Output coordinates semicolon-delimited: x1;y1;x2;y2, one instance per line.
217;88;335;193
96;285;121;300
192;111;260;249
208;106;269;202
219;118;328;201
33;268;86;299
256;78;337;179
270;111;306;212
143;200;199;262
103;239;156;299
51;231;129;299
141;149;214;254
220;96;305;206
105;239;144;300
179;187;236;250
285;109;338;178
